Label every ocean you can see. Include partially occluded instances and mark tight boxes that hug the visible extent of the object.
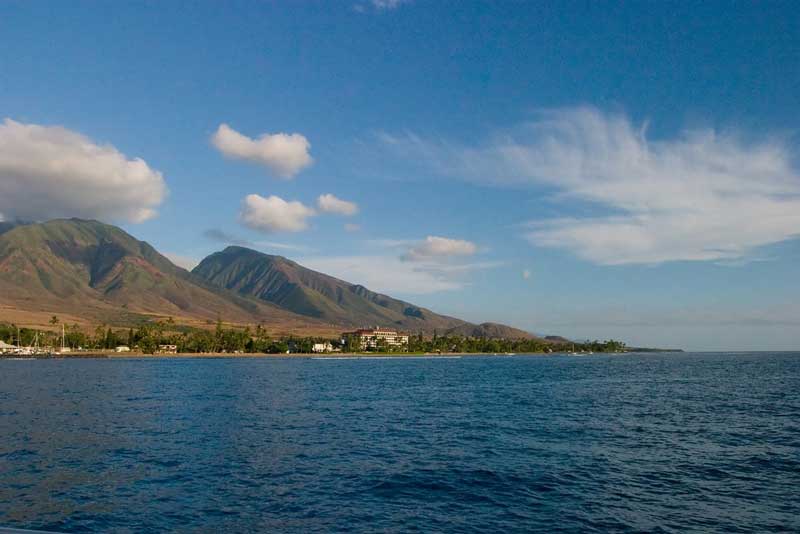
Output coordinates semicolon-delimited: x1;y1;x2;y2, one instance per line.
1;353;798;533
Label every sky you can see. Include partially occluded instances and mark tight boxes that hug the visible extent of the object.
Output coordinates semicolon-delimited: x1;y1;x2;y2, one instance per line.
1;1;799;350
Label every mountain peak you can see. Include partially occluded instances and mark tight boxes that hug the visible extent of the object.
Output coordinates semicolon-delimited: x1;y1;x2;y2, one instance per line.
193;245;468;333
0;219;323;330
1;219;531;338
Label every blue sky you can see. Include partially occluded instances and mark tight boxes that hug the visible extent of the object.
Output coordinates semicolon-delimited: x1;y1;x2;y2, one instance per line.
1;1;799;350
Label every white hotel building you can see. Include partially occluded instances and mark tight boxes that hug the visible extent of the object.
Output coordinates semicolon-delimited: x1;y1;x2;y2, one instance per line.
343;328;410;351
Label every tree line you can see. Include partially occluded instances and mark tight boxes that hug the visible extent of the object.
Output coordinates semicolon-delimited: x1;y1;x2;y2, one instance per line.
1;318;627;355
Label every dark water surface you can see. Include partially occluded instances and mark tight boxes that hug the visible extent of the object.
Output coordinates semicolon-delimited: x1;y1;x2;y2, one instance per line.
1;353;799;533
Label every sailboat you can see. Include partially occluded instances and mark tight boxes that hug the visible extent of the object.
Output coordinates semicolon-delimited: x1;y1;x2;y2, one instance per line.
58;323;71;354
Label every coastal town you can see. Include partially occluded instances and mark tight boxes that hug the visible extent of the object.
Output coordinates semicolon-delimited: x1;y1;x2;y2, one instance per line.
0;322;629;357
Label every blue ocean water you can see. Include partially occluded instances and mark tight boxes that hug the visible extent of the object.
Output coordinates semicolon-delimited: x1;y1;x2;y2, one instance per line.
0;353;798;533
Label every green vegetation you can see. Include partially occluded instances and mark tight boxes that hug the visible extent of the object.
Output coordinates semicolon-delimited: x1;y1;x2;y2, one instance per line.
0;322;90;349
405;333;626;354
0;320;627;355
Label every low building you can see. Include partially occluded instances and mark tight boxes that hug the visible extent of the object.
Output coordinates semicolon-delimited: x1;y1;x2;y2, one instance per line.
115;345;131;353
342;327;409;351
157;344;178;354
312;342;334;353
0;340;18;354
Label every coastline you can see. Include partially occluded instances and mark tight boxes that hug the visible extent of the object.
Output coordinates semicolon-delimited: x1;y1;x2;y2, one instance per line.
1;351;626;359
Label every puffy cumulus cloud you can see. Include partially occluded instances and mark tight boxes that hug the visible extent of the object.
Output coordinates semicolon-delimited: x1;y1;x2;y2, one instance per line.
212;123;312;178
163;253;199;271
317;193;358;216
239;194;316;233
0;118;166;223
402;236;478;262
381;107;800;265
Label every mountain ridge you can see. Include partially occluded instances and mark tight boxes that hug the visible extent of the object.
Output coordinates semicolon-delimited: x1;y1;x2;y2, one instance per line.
0;219;330;332
192;245;471;334
0;219;537;338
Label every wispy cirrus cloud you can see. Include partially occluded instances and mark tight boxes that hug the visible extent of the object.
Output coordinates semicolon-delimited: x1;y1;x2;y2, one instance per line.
163;252;200;271
353;0;411;13
373;0;411;8
402;235;478;262
203;228;253;247
301;255;461;294
212;123;312;178
203;228;309;254
254;240;312;253
379;107;800;265
301;254;500;295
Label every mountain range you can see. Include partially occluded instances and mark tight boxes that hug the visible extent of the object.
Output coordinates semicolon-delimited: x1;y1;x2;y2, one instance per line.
0;218;537;339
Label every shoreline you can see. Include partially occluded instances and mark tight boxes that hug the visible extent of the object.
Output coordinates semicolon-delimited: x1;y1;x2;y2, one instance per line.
0;351;639;359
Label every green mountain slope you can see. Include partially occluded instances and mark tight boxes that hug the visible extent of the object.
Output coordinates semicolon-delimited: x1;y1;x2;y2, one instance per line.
0;219;323;328
0;219;537;338
193;246;470;333
443;322;541;340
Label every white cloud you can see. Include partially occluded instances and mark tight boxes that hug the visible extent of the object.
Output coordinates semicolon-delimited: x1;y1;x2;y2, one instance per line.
344;223;361;232
239;194;316;233
0;118;166;223
253;240;311;252
301;232;500;293
301;255;463;295
163;253;199;271
380;107;800;265
371;0;411;9
212;123;312;178
203;228;253;247
402;235;478;262
522;269;531;280
317;193;359;216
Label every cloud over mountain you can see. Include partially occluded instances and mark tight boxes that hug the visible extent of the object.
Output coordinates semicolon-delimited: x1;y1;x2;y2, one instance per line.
0;118;166;223
212;123;312;178
381;107;800;265
239;194;316;233
203;228;253;246
301;255;463;294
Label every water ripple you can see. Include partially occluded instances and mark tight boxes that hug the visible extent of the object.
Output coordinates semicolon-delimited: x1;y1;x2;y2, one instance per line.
0;352;798;532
